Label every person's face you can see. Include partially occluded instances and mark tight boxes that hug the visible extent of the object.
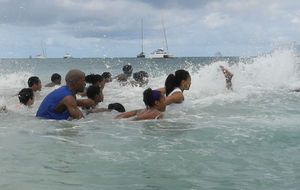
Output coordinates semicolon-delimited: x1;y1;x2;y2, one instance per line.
155;94;166;112
27;97;34;106
94;92;104;103
182;76;191;90
105;77;112;83
76;75;86;93
100;81;105;89
35;81;42;91
54;79;61;85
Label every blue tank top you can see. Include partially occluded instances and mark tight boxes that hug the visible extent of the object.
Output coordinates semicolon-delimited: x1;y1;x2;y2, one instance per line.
36;86;73;120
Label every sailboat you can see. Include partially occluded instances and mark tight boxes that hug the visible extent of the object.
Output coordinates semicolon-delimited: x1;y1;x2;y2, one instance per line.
35;41;47;59
149;20;174;59
137;19;145;58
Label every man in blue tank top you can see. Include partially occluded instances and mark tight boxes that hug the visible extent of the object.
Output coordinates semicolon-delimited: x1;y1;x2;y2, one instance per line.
36;69;86;120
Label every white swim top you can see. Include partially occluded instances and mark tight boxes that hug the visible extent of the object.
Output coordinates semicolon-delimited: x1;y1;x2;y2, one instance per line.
168;87;182;97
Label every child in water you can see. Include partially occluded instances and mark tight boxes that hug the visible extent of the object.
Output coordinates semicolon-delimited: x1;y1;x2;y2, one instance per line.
77;85;103;110
158;69;191;106
115;88;166;120
79;74;105;97
18;88;34;106
78;86;125;114
45;73;62;87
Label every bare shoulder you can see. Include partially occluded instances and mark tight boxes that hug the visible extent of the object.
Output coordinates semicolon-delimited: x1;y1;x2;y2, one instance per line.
136;110;162;120
157;87;166;94
63;95;77;105
166;92;184;105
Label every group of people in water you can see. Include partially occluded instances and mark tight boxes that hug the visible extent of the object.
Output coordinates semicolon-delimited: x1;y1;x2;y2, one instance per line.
2;64;233;121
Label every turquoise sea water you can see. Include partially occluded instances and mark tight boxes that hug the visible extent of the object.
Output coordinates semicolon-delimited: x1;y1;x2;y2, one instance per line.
0;49;300;189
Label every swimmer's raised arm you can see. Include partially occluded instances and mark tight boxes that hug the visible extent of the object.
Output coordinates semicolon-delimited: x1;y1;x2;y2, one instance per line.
220;66;233;90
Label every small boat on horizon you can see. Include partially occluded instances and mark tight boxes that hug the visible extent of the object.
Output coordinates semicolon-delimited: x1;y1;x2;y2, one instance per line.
35;41;47;59
149;48;174;58
63;53;72;59
35;54;47;59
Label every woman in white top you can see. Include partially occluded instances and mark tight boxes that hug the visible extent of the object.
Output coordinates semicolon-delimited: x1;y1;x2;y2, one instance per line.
158;69;191;105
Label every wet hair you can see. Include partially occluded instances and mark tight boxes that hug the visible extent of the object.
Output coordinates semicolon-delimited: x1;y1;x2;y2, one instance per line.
133;71;149;82
86;85;101;100
18;88;34;105
102;72;112;79
108;103;125;112
27;76;40;87
85;74;103;85
165;70;190;96
51;73;61;83
143;88;161;107
122;65;133;75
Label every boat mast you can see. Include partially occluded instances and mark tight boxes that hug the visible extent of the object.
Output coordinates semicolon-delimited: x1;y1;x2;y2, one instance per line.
141;19;144;53
41;41;47;57
162;19;169;53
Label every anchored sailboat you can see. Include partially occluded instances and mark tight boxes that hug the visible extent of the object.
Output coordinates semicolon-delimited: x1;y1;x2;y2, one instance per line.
149;20;174;59
35;41;47;59
137;19;145;58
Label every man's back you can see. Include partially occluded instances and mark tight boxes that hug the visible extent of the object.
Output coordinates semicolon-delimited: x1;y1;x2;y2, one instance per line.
36;86;72;120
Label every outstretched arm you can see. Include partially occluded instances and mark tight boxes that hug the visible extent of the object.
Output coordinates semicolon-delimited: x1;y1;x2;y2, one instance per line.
134;111;163;120
115;109;141;119
220;66;233;90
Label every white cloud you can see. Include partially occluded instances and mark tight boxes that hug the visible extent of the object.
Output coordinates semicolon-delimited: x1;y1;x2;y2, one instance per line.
203;12;231;29
0;0;299;57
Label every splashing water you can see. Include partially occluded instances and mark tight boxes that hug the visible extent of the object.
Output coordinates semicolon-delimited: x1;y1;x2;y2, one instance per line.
0;49;300;189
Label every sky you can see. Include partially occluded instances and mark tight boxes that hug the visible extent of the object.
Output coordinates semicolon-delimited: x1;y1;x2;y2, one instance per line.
0;0;300;58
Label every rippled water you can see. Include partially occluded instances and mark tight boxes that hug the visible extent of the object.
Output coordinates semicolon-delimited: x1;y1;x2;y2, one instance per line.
0;49;300;189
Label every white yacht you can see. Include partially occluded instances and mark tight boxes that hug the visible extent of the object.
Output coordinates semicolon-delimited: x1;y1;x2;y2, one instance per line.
35;54;47;59
63;53;72;59
149;48;173;58
149;20;174;59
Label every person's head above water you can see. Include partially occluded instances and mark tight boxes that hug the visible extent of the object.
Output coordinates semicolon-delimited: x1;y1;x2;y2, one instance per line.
51;73;61;85
28;76;42;92
18;88;34;106
85;74;104;86
102;72;112;82
108;103;125;112
65;69;86;93
143;88;166;112
133;71;149;82
86;85;103;103
165;69;191;96
122;64;133;76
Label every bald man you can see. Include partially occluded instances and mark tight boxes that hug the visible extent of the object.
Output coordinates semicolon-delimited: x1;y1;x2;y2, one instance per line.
36;69;86;120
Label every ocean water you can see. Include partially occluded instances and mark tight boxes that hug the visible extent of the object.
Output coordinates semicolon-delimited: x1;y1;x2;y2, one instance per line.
1;49;300;189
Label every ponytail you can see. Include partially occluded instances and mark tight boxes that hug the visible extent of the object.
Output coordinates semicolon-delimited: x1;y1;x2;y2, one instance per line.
165;74;176;96
165;70;190;96
143;88;161;107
